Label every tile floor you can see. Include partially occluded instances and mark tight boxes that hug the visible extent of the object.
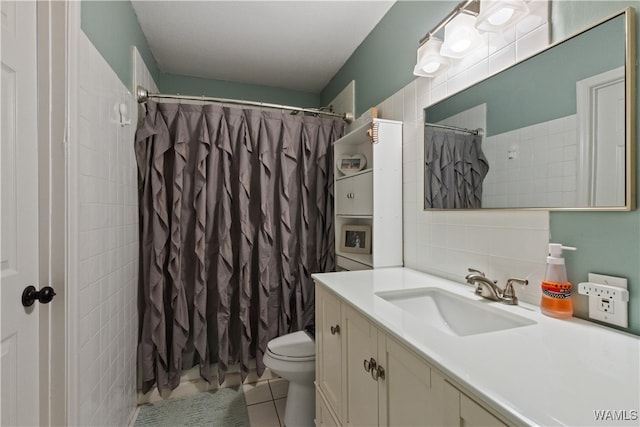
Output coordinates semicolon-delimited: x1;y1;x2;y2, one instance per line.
243;378;289;427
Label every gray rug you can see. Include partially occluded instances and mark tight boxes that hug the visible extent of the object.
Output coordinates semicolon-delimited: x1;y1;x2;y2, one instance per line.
134;387;250;427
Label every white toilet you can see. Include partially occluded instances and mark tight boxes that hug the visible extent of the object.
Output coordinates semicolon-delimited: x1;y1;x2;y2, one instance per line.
263;330;315;427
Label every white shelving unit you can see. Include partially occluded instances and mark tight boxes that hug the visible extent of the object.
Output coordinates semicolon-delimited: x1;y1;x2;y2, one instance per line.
333;118;403;270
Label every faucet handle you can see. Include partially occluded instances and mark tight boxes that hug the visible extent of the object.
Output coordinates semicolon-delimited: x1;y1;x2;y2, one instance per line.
466;268;485;277
503;277;528;304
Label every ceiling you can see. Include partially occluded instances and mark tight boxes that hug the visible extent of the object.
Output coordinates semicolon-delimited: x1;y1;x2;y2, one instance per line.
131;1;395;93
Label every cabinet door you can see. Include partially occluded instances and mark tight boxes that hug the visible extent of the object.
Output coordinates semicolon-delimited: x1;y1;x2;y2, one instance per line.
350;172;373;215
378;335;435;426
335;178;352;216
344;306;379;427
316;285;344;421
316;388;340;427
460;393;506;427
335;172;373;216
438;377;506;427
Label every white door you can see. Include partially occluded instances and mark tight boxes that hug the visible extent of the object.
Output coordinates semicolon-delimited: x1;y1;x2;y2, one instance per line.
1;1;40;426
593;79;625;206
576;67;625;207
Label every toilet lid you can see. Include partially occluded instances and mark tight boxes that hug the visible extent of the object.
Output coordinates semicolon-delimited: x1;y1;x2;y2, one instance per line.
267;331;315;358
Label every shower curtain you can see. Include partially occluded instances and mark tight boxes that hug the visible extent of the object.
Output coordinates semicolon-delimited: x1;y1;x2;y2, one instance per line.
425;129;489;209
135;101;344;393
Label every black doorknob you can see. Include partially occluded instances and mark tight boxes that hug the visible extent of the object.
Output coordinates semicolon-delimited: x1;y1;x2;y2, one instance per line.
22;285;56;307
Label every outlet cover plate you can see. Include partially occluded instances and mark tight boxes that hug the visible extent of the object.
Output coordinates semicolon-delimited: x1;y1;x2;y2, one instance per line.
586;273;628;327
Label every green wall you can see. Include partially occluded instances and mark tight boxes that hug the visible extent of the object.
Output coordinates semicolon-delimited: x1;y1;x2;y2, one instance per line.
81;0;160;90
157;73;319;107
80;0;318;105
320;1;457;117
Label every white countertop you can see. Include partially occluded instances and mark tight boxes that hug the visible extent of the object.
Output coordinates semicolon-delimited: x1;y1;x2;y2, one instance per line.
312;267;640;426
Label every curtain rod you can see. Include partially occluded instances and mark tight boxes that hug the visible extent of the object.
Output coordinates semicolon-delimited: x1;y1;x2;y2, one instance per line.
425;122;484;136
136;86;354;124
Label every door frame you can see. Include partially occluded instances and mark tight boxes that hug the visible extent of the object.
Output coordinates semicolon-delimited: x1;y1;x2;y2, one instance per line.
36;1;69;425
576;66;625;206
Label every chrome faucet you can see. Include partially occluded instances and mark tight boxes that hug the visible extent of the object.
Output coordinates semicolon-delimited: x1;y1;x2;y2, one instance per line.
465;268;528;305
465;269;503;302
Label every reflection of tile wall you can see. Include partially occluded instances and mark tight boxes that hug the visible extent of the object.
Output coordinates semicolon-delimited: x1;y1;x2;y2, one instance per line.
483;115;577;208
374;0;550;305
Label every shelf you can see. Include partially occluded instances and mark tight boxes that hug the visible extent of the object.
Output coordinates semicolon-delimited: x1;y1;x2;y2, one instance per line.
336;168;373;181
336;251;373;267
334;120;373;146
333;118;399;146
336;215;373;219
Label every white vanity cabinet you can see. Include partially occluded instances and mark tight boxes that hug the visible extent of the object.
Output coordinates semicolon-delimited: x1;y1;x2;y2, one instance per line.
333;119;402;271
315;282;509;427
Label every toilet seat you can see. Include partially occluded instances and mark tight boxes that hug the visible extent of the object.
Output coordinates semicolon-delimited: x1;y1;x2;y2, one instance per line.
266;330;315;362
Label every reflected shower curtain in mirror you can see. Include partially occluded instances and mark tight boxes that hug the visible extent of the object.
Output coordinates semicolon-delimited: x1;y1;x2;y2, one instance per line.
425;129;489;208
135;101;343;393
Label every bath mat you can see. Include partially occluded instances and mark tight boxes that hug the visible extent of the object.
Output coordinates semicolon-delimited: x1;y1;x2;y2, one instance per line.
134;387;250;427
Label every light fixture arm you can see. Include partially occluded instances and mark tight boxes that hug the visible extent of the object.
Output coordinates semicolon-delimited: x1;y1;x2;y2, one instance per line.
418;0;479;46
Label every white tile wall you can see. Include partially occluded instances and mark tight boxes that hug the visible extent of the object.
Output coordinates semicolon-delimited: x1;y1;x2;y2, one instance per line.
73;31;139;426
483;115;578;208
374;0;551;305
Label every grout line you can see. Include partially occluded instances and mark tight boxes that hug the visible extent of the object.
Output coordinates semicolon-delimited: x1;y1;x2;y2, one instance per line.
272;400;283;427
267;380;276;400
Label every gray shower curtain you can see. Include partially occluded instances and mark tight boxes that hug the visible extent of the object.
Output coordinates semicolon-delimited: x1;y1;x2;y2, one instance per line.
135;101;343;393
425;129;489;209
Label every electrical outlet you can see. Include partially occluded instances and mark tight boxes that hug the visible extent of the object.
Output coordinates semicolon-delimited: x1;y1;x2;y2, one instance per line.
598;298;613;313
577;273;629;328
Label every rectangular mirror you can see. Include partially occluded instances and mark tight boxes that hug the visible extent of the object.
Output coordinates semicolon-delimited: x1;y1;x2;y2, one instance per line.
424;8;635;211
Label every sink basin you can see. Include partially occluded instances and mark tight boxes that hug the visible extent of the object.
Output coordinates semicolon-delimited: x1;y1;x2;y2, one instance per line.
375;287;536;336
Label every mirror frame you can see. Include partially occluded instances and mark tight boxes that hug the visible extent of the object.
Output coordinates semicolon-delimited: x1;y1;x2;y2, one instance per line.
423;7;636;211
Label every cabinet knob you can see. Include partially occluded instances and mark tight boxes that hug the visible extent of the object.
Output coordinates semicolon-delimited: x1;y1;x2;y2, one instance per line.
372;364;385;381
363;357;376;373
330;325;340;335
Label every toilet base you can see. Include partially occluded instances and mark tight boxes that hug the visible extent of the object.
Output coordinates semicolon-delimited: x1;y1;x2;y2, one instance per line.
283;380;315;427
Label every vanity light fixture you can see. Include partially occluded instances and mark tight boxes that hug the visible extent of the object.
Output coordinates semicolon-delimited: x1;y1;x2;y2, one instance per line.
413;0;480;77
413;0;529;78
413;37;450;77
475;0;529;32
440;11;485;58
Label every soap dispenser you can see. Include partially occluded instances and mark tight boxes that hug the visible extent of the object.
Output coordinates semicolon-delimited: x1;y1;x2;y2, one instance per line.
541;243;576;318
